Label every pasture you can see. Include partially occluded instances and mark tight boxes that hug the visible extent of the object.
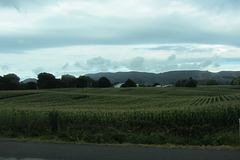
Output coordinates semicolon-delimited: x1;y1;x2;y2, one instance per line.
0;85;240;146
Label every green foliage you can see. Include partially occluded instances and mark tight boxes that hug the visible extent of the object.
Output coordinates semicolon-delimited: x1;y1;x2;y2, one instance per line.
37;72;60;89
61;74;76;88
175;77;197;87
121;79;137;87
0;73;20;90
206;79;218;85
76;76;87;88
98;77;111;88
0;86;240;146
231;76;240;85
20;82;37;90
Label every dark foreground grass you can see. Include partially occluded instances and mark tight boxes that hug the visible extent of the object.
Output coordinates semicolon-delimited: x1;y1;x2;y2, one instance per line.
0;86;240;146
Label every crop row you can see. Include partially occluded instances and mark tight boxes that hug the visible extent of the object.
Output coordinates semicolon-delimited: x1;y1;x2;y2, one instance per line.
0;104;239;145
190;95;240;106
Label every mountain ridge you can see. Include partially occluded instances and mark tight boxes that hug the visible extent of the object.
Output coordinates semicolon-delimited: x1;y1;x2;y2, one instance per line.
86;70;240;85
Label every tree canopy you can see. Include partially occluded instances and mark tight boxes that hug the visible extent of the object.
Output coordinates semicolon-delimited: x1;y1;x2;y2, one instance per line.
61;74;76;88
121;79;137;87
231;76;240;85
37;72;60;89
0;73;20;90
175;77;197;87
206;79;218;85
98;77;111;88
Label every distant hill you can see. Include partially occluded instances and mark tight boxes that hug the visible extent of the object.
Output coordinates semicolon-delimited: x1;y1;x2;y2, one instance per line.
21;78;37;84
86;70;240;85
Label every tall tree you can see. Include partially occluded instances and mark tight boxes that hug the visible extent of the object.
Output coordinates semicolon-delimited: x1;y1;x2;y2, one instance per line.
206;79;218;85
98;77;111;88
1;73;20;90
0;76;4;90
76;76;87;88
61;74;76;88
37;72;59;89
185;77;197;87
231;76;240;85
121;79;137;87
175;77;197;87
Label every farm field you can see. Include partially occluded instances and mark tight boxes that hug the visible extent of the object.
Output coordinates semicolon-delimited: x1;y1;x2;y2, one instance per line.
0;85;240;146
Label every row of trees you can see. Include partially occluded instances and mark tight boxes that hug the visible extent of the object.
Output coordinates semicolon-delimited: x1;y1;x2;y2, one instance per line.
1;72;240;90
0;73;111;90
175;78;229;87
37;73;113;89
37;73;138;89
0;72;138;90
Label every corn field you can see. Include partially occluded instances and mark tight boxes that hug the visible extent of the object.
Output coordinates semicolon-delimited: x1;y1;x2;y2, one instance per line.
0;86;240;145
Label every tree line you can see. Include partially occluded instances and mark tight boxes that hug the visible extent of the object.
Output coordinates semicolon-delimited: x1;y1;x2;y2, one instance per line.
1;72;240;90
0;72;137;90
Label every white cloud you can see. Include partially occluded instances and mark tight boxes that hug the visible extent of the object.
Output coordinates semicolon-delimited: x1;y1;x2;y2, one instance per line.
1;43;239;79
0;0;240;78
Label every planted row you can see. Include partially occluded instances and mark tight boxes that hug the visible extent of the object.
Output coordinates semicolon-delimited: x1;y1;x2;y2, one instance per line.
0;104;239;145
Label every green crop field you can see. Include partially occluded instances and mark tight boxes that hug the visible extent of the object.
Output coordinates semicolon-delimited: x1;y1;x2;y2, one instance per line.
0;85;240;146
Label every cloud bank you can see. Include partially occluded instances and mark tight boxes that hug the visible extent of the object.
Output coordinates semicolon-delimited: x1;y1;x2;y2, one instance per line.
0;0;240;79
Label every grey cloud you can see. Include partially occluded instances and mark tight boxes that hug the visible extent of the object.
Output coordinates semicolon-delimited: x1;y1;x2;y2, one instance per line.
0;0;19;10
1;13;240;54
86;56;119;72
178;63;200;70
214;63;221;67
0;65;9;71
167;54;176;61
62;63;69;70
127;57;145;70
32;67;44;75
73;55;227;74
147;46;188;51
199;60;212;67
74;62;83;68
0;0;61;11
1;0;240;54
183;0;240;13
151;63;179;72
146;45;214;53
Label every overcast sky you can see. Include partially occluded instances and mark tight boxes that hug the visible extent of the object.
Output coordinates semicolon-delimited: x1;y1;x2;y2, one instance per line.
0;0;240;80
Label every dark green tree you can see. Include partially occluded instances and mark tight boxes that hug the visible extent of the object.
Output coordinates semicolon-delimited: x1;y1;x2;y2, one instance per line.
76;76;87;88
175;77;197;87
37;72;59;89
121;79;137;87
1;73;20;90
61;74;76;88
98;77;111;88
185;77;197;87
153;82;160;87
0;76;4;90
206;79;218;85
20;82;37;90
83;76;98;87
175;79;187;87
231;76;240;85
25;82;37;90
